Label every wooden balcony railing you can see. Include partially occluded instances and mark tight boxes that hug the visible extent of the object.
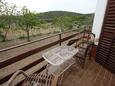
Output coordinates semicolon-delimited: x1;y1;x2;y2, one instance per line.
0;29;88;86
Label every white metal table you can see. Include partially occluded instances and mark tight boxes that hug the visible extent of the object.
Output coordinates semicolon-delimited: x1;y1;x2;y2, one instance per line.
42;45;78;75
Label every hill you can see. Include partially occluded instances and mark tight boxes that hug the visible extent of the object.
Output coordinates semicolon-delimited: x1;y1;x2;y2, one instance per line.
39;11;94;23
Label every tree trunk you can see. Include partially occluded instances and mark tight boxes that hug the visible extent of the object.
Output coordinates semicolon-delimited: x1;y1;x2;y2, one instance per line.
26;26;30;41
38;27;41;34
60;26;63;32
2;28;9;42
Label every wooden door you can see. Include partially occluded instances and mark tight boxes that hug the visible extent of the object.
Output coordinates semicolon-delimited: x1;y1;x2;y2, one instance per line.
96;0;115;74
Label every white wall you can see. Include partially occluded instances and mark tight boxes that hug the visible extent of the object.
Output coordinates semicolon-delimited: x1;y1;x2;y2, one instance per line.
92;0;108;39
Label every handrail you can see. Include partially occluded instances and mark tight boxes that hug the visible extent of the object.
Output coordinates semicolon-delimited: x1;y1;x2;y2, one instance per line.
0;29;82;52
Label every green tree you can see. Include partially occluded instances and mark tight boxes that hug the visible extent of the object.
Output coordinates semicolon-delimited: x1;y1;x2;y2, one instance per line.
0;0;17;41
0;16;9;41
53;16;74;32
19;6;39;41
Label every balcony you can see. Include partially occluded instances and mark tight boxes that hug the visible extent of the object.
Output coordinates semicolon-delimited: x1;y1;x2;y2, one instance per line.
0;30;115;86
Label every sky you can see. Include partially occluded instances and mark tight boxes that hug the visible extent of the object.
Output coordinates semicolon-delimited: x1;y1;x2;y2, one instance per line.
5;0;98;14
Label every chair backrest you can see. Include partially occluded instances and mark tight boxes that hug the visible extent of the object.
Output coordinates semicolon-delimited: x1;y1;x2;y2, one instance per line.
67;31;95;59
82;32;95;45
81;32;95;56
67;31;95;51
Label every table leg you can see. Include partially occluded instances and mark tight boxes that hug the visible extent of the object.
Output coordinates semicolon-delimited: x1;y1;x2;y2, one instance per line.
46;63;49;75
58;73;64;86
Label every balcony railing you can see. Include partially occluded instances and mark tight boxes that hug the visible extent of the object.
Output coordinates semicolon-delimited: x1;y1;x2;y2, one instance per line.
0;29;89;86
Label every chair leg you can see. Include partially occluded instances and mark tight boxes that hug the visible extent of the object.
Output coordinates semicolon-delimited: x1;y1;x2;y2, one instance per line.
58;73;64;86
46;63;49;75
51;75;59;86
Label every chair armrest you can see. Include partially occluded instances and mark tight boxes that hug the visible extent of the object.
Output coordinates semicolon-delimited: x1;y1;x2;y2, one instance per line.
7;70;28;86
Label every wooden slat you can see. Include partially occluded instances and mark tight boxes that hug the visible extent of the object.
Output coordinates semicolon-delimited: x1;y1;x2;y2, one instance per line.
96;59;106;66
96;52;108;58
110;0;115;3
96;53;105;58
99;44;110;49
110;74;115;86
101;37;112;42
105;24;115;27
0;40;59;69
110;48;115;53
93;67;106;86
106;17;115;21
109;5;115;9
101;70;112;86
104;26;115;30
102;30;114;35
96;57;107;63
102;32;115;37
98;44;110;50
107;60;115;66
109;7;115;11
106;20;115;24
100;39;111;44
112;45;115;48
103;29;115;34
99;41;110;47
97;48;109;54
108;11;115;15
107;14;115;18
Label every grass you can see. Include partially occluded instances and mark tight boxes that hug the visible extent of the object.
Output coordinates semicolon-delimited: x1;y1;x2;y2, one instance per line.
0;27;83;44
18;36;27;39
0;36;3;42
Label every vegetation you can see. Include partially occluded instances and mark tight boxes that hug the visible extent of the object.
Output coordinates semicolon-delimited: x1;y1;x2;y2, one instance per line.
39;11;94;24
0;0;94;43
18;6;39;41
53;16;73;32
